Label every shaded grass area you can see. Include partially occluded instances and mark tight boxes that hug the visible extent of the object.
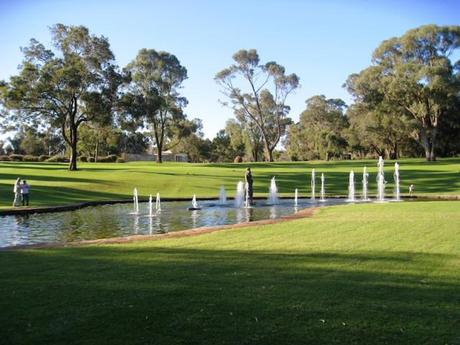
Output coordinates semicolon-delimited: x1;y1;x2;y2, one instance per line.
0;158;459;208
1;201;459;344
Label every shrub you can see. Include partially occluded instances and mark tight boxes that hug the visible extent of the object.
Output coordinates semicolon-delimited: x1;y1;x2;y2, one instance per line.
79;156;88;162
9;154;24;161
46;155;69;163
97;155;118;163
116;158;126;163
23;155;39;162
38;155;50;162
88;157;95;162
234;156;243;163
0;155;10;161
97;156;110;162
106;154;118;162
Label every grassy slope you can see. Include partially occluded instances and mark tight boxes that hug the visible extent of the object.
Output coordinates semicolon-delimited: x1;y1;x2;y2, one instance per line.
0;158;459;208
0;201;459;344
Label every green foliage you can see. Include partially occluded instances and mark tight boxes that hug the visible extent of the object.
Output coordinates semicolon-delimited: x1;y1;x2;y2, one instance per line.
9;154;23;161
38;155;50;162
77;123;120;158
209;129;242;162
46;155;69;163
286;96;349;161
345;102;417;159
0;24;121;170
347;25;460;161
215;49;299;161
121;49;188;163
225;119;263;162
117;132;149;154
22;155;39;162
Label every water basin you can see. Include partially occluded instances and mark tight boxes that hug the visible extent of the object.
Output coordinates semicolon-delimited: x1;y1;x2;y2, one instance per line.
0;198;347;248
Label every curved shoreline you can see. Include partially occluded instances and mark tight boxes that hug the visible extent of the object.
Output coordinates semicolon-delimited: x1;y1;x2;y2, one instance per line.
1;194;458;217
2;207;318;250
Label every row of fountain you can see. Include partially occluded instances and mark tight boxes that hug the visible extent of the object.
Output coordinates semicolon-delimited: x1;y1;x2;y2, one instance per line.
131;156;401;215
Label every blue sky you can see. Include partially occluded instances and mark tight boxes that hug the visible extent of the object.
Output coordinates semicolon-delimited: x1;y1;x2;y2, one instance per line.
1;0;459;139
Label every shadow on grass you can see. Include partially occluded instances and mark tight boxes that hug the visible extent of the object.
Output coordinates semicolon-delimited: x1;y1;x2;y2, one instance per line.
0;185;127;207
202;157;460;170
0;247;458;345
0;172;107;184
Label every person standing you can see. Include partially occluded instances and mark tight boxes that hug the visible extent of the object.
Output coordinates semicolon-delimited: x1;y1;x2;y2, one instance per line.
244;167;254;205
13;177;21;207
21;180;30;206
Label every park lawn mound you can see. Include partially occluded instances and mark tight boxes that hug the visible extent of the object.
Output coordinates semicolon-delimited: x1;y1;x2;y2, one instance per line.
0;201;459;345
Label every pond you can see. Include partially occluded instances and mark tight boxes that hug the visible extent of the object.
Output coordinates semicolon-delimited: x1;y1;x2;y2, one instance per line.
0;198;347;248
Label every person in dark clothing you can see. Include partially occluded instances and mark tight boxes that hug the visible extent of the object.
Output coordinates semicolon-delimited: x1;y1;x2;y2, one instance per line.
244;168;254;205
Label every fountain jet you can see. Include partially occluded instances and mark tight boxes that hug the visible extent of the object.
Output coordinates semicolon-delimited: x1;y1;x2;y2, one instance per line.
347;171;355;202
148;194;153;217
294;188;298;207
219;186;227;205
320;173;326;202
244;182;251;208
394;162;401;201
235;181;245;208
132;188;139;214
362;166;370;201
376;156;385;201
188;194;201;210
267;177;278;205
311;169;316;201
155;192;161;212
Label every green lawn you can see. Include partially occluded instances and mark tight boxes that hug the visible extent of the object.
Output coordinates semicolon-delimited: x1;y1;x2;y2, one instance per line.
1;158;459;208
1;201;459;344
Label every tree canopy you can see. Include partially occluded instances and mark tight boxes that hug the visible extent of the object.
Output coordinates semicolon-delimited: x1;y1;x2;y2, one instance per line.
120;49;188;163
215;49;299;162
0;24;121;170
285;96;348;161
346;25;460;161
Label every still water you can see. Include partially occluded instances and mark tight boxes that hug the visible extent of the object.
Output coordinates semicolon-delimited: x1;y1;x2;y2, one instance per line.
0;199;346;248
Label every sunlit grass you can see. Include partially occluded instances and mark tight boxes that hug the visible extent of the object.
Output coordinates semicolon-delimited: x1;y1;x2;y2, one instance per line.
1;201;459;344
0;158;459;208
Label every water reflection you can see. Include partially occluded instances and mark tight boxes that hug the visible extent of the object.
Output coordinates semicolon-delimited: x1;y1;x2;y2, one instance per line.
0;199;346;247
191;210;199;228
245;207;254;222
133;215;139;235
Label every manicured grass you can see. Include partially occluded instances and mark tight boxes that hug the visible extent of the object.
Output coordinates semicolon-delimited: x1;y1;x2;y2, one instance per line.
1;158;459;208
1;201;459;344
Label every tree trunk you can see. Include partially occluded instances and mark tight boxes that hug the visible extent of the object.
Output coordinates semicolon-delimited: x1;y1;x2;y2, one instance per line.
94;139;99;162
422;129;437;161
424;143;436;161
263;139;274;162
156;142;163;163
69;125;78;171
